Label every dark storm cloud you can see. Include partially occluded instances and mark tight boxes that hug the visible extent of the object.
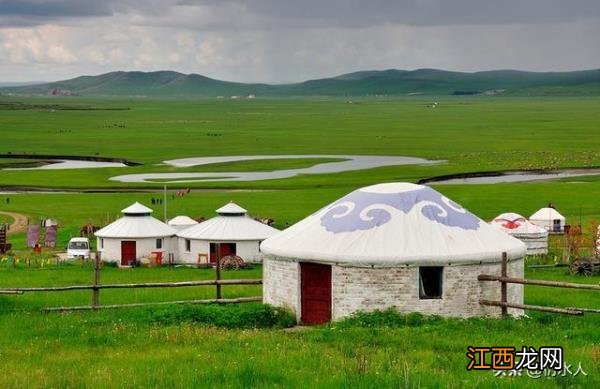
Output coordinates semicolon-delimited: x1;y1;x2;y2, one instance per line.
179;0;600;27
0;0;112;17
0;0;171;26
1;0;599;27
0;0;599;82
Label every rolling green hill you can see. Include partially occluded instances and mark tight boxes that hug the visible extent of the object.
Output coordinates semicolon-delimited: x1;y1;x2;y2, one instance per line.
2;68;600;97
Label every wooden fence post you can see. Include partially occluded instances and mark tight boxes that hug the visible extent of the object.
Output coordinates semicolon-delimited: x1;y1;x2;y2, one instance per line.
215;244;222;300
501;252;508;316
92;252;101;309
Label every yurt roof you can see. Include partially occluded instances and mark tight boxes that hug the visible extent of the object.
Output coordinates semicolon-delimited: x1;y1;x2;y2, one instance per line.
260;183;525;267
530;207;565;222
490;212;548;237
121;202;153;215
216;202;247;215
168;215;198;226
96;202;176;238
178;203;279;240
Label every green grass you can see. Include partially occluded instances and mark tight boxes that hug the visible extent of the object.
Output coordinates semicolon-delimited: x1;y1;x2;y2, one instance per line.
0;264;263;310
2;96;600;387
0;265;598;387
1;97;600;189
0;213;13;226
2;179;600;251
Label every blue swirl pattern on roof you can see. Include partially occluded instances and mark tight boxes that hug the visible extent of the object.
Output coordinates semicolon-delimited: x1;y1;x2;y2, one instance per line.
320;186;480;233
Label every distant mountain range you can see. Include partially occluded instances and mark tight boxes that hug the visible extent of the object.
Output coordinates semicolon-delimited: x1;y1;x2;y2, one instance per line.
2;68;600;97
0;81;47;87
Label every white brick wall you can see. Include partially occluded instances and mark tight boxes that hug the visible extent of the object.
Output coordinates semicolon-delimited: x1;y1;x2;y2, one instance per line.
263;256;524;321
263;258;300;320
332;259;523;319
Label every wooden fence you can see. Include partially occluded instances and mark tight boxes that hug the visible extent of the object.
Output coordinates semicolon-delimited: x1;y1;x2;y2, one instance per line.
0;255;262;313
478;252;599;316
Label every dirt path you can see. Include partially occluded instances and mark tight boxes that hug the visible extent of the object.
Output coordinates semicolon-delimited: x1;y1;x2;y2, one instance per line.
0;211;28;235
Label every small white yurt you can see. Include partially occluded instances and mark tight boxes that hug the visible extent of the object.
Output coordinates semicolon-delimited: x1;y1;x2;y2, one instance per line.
95;202;177;266
530;207;566;233
490;213;548;255
176;202;279;265
261;183;526;324
168;215;198;231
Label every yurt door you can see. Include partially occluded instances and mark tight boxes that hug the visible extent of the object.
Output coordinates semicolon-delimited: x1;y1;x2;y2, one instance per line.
553;219;561;232
300;263;332;325
210;243;237;264
121;241;136;266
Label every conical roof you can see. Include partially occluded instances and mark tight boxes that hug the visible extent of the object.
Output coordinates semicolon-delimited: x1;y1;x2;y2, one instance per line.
168;215;198;226
490;212;548;238
121;202;153;215
96;202;175;238
216;202;247;215
178;203;279;240
260;183;525;267
530;207;565;222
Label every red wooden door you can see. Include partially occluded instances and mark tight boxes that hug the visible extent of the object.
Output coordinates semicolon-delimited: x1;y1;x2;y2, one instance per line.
121;241;136;266
210;243;236;264
300;263;332;325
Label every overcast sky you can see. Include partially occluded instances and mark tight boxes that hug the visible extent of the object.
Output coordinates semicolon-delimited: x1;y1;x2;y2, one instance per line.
1;0;599;82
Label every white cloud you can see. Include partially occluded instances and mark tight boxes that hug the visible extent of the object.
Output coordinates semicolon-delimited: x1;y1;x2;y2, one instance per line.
0;1;598;82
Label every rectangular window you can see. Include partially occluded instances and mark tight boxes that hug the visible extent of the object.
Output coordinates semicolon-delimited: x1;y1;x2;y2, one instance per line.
185;239;191;252
156;238;162;249
419;266;443;299
100;238;104;249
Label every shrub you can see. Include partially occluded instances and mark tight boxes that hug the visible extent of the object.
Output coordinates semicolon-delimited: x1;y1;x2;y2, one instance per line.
335;308;445;328
138;303;296;329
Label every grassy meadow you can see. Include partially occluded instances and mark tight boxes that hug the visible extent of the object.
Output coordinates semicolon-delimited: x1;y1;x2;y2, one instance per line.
0;264;598;387
1;95;600;387
0;96;600;189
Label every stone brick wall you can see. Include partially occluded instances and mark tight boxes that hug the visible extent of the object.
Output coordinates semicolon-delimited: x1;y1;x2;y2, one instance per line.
332;259;524;319
263;256;524;321
263;257;300;319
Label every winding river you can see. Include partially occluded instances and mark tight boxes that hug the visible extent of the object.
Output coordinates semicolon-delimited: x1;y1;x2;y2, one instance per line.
111;155;440;183
422;169;600;185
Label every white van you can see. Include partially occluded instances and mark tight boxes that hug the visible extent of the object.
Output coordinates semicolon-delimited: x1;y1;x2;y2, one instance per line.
67;237;90;259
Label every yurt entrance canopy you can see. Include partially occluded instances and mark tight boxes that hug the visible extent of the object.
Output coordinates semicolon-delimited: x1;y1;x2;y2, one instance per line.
261;183;526;324
167;215;198;231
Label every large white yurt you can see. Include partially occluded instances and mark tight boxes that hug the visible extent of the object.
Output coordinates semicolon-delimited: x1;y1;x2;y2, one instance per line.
530;207;566;233
261;183;526;324
490;213;549;255
176;202;280;265
168;215;198;231
95;202;177;266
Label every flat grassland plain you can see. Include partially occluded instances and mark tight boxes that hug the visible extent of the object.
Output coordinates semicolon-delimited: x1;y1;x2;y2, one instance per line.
1;96;600;387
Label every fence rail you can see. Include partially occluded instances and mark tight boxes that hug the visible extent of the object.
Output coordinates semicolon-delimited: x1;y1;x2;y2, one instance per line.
0;279;262;293
479;299;583;316
0;253;262;312
477;274;600;291
479;252;599;316
43;297;262;313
